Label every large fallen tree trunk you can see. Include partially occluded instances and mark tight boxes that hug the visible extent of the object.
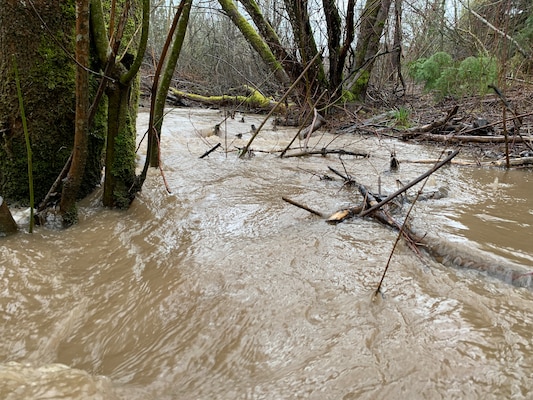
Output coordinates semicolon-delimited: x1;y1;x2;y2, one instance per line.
170;85;282;111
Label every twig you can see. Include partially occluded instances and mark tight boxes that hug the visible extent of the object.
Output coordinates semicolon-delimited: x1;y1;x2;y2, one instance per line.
327;166;350;181
199;143;221;158
282;197;325;217
374;178;426;298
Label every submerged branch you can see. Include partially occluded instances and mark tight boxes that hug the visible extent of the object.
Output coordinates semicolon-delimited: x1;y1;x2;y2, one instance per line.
282;197;325;217
283;148;369;158
359;149;459;217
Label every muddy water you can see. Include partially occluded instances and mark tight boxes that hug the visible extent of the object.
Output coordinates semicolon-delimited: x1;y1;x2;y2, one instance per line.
1;108;533;399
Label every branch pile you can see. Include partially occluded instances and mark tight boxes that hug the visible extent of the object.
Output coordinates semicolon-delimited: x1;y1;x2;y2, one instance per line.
283;149;533;290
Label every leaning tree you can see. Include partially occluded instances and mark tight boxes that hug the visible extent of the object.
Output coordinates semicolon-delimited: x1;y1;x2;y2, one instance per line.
213;0;395;106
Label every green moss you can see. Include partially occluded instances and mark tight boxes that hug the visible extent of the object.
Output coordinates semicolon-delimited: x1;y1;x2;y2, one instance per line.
350;70;370;101
338;90;357;103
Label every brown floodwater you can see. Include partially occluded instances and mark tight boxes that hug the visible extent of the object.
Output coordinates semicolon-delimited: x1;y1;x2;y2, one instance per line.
1;108;533;399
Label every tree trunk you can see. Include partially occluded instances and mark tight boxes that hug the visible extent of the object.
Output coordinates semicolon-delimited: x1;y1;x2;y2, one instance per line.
218;0;289;84
348;0;392;100
91;0;149;207
0;0;106;209
103;81;137;208
60;0;90;226
283;0;327;94
149;0;192;168
239;0;297;81
0;196;17;235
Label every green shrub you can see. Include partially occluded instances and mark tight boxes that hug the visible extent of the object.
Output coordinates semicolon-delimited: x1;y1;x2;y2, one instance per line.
408;51;497;98
409;52;453;91
457;56;497;95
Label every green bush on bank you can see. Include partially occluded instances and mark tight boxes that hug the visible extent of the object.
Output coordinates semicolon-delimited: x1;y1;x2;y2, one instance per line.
408;52;497;99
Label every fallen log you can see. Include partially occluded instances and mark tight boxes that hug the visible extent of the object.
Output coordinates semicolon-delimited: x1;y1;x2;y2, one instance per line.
283;149;369;158
418;233;533;289
490;156;533;167
402;105;459;138
170;85;281;111
414;133;533;143
407;156;533;168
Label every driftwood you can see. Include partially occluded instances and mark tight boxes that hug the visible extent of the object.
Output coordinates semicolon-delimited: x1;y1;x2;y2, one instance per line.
283;148;533;289
299;110;326;139
0;196;18;235
403;105;459;138
281;197;325;217
283;149;369;158
359;149;459;217
199;142;221;159
413;133;533;143
407;156;533;168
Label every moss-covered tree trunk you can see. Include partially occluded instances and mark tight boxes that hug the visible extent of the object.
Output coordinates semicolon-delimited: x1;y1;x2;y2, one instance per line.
147;0;192;169
59;0;90;225
348;0;392;100
218;0;289;85
0;0;104;206
91;0;149;207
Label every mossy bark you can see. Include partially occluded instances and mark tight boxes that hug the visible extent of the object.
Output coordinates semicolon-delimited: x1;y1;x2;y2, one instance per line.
348;0;392;100
170;87;276;109
218;0;288;85
103;80;137;208
0;0;105;206
91;0;148;207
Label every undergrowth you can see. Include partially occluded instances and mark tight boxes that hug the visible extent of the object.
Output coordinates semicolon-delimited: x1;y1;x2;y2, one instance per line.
408;52;497;99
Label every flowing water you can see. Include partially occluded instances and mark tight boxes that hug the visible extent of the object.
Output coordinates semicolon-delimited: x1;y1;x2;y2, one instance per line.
1;108;533;399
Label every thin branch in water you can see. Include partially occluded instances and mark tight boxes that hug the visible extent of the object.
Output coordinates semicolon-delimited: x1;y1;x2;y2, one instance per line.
374;185;423;299
155;133;172;194
199;143;222;159
282;197;325;218
13;56;34;233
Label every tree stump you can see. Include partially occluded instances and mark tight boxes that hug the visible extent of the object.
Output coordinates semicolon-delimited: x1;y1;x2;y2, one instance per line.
0;196;18;235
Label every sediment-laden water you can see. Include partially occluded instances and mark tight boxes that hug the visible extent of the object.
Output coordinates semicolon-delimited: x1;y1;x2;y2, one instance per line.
1;108;532;399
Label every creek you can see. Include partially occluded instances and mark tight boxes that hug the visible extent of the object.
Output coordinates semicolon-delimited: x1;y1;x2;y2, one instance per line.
1;108;533;399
